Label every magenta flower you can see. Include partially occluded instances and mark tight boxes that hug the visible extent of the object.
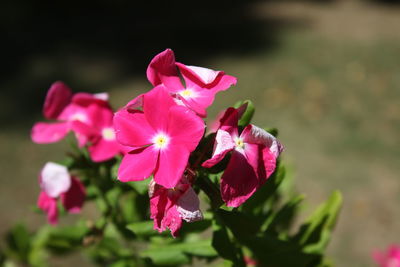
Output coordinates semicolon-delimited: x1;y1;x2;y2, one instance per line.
202;107;283;207
37;162;86;225
32;81;121;162
373;244;400;267
114;85;205;188
149;178;202;237
146;49;237;117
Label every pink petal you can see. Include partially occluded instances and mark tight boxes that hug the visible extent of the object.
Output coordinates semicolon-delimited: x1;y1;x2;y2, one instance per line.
113;108;154;147
37;191;58;225
60;177;86;213
176;95;207;118
143;85;177;131
85;104;114;129
162;206;182;237
40;162;71;198
89;138;121;162
155;145;189;188
220;151;259;207
118;146;158;182
31;122;70;143
126;94;144;111
241;124;283;158
218;107;239;136
146;49;183;90
176;62;237;91
263;147;277;178
167;105;205;151
43;81;72;119
72;92;110;108
176;186;203;223
202;129;234;168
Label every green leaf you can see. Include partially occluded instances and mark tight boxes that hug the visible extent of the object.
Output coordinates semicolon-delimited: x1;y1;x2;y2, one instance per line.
294;191;342;253
211;218;242;264
233;100;255;127
126;179;150;195
126;221;155;237
6;223;31;262
46;223;89;253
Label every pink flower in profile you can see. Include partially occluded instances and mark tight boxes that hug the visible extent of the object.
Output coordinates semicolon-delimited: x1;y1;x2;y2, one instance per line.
37;162;86;225
146;49;237;117
373;244;400;267
149;177;202;237
114;85;205;188
31;81;121;162
202;107;283;207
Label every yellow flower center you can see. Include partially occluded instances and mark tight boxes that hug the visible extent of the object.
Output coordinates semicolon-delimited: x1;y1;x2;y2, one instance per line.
234;137;244;149
102;128;115;141
153;134;169;149
180;89;193;98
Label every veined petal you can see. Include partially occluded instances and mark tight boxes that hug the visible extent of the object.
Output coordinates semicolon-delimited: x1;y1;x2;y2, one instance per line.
167;105;205;151
118;146;158;182
202;129;234;168
60;177;86;214
155;145;189;188
176;186;203;223
143;85;177;132
113;108;154;147
43;81;72;119
146;49;183;91
31;122;70;144
220;151;259;207
241;124;283;158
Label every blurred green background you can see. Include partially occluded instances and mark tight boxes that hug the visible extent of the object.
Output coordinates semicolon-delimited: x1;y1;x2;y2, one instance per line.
1;0;400;266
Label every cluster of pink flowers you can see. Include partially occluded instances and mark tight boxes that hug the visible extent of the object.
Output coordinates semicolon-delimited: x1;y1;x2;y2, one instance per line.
373;244;400;267
32;49;283;236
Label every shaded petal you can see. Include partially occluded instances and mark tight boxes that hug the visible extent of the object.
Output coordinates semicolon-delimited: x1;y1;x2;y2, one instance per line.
72;92;110;108
241;124;283;158
118;146;158;182
89;138;121;162
40;162;71;198
37;191;58;225
43;81;72;119
176;186;203;223
143;85;177;131
167;105;205;151
220;151;259;207
60;177;86;213
146;49;183;91
155;145;189;188
202;129;234;168
31;122;70;143
263;147;277;178
218;107;239;136
113;108;154;147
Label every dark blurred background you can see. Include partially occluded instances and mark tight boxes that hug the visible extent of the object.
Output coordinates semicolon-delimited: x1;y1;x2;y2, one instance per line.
1;0;400;266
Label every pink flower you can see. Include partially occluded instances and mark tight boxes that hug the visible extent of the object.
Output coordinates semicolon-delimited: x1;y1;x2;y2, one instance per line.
146;49;237;117
37;162;86;225
31;81;121;162
202;107;283;207
114;85;205;188
149;177;202;237
71;104;122;162
373;244;400;267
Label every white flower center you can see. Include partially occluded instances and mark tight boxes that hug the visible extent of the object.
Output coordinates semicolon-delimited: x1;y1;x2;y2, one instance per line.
179;89;196;99
70;113;87;122
152;133;170;149
102;128;115;141
234;137;245;149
